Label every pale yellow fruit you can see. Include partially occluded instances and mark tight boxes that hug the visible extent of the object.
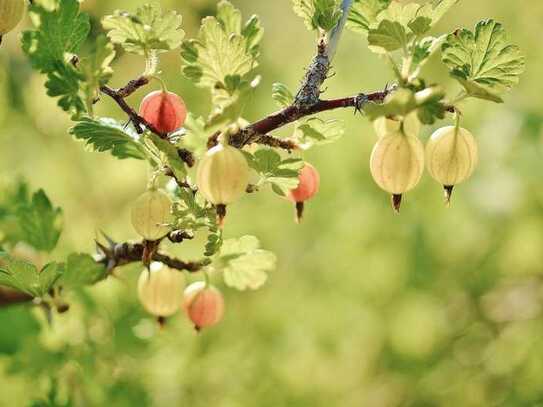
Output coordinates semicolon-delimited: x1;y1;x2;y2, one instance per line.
370;132;425;195
373;112;421;139
138;264;185;317
426;126;478;187
131;189;172;241
196;144;249;205
0;0;25;35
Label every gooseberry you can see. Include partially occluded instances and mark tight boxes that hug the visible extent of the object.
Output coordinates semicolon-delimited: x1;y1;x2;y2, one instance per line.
131;189;172;241
426;125;478;203
138;263;186;318
370;131;425;212
183;282;225;330
139;90;187;134
287;163;320;222
196;143;250;225
0;0;25;37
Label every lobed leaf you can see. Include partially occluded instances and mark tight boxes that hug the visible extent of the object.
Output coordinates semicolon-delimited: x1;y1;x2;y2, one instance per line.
441;19;525;103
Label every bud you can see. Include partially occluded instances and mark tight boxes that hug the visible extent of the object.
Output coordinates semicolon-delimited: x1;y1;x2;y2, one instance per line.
425;126;478;203
139;90;187;134
138;263;185;317
370;131;425;212
0;0;25;36
131;189;172;241
183;282;225;330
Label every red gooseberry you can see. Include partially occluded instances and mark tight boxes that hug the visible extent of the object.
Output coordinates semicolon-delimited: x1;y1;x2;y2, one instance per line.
183;282;225;331
287;163;320;222
139;90;187;134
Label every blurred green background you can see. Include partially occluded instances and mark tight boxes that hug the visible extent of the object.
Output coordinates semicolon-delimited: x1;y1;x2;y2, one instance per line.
1;0;543;406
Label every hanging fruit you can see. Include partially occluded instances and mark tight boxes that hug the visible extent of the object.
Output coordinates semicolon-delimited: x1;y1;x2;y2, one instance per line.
138;264;186;318
131;189;172;241
183;281;225;331
287;163;320;222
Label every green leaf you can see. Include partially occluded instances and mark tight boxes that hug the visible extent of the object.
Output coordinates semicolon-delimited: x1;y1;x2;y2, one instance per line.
60;253;107;289
368;20;408;53
408;16;432;36
181;1;262;91
441;19;525;103
417;0;460;27
244;149;304;196
102;4;185;55
22;0;90;73
412;35;445;71
79;35;116;108
147;134;187;180
21;0;90;117
293;117;345;148
0;253;62;297
218;236;277;291
179;114;210;159
292;0;343;32
16;190;63;253
347;0;391;34
69;118;147;160
272;83;294;108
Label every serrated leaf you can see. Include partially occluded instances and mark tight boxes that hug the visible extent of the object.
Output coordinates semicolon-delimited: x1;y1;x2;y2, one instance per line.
0;254;62;297
293;117;345;148
60;253;107;289
21;0;90;117
147;134;187;180
368;20;408;53
292;0;343;32
69;118;147;160
408;16;432;36
412;35;445;71
17;190;63;253
181;1;261;91
347;0;391;34
417;0;459;27
272;83;294;108
244;149;304;195
102;4;185;55
441;19;525;103
218;236;276;291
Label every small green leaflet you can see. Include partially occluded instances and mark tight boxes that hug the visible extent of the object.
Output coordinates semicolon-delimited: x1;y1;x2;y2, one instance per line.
79;36;116;110
412;35;445;71
0;253;62;297
368;20;408;53
181;1;262;90
292;0;343;32
60;253;107;289
417;0;460;27
243;149;304;196
146;134;187;180
102;4;185;55
217;236;276;291
17;190;63;253
441;19;525;103
293;117;345;148
21;0;90;117
347;0;391;34
178;114;210;159
272;83;294;108
173;187;217;234
70;118;147;160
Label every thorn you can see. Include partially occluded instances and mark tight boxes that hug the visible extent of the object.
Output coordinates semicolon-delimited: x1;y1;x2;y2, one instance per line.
444;185;454;207
100;230;117;248
392;194;402;213
95;240;109;256
295;202;305;223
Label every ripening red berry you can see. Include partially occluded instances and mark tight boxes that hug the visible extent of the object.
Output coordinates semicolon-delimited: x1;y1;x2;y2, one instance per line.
183;282;225;331
139;90;187;134
287;163;320;222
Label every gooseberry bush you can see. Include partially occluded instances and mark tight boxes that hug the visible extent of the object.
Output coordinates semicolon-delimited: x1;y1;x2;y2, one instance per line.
0;0;525;331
